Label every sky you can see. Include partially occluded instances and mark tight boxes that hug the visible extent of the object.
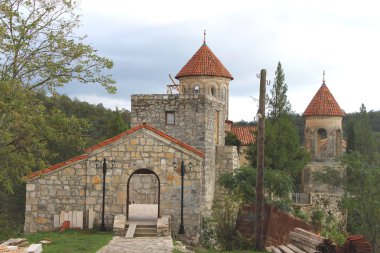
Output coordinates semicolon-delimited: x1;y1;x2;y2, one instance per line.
57;0;380;122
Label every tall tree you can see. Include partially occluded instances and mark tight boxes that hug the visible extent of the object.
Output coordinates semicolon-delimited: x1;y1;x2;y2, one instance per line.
0;0;115;92
314;152;380;253
346;104;376;155
246;116;309;185
267;62;292;118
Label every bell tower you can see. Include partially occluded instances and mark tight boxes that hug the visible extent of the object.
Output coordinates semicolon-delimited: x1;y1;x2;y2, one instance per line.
303;76;345;160
175;40;233;120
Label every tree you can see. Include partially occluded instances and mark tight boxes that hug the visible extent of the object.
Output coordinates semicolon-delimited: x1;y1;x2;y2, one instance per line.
346;104;376;155
314;152;380;253
0;81;48;193
267;62;292;118
225;131;241;153
0;0;115;93
218;166;293;210
246;116;310;186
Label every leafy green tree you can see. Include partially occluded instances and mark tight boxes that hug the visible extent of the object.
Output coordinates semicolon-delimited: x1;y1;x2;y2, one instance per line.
225;131;241;153
0;0;115;92
246;116;310;185
0;81;48;193
346;104;376;155
267;61;292;118
218;166;293;210
314;152;380;253
108;108;129;138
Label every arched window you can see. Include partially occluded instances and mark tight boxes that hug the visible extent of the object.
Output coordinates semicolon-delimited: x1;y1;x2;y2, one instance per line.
194;85;200;94
211;86;216;96
222;87;226;99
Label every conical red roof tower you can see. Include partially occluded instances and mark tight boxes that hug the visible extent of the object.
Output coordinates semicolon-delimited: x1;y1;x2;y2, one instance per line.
175;43;233;80
303;82;344;117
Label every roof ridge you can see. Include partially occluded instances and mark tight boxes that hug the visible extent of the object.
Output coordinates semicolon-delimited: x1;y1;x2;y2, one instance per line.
26;124;205;181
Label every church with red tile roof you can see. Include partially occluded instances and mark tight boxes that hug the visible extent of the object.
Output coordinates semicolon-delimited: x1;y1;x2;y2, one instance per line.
24;40;239;242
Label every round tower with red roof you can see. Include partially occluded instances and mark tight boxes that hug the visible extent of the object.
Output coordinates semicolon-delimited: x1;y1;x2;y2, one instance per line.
175;41;233;119
303;78;345;160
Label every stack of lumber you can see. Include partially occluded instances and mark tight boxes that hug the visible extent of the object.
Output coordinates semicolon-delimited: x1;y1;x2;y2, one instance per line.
266;227;335;253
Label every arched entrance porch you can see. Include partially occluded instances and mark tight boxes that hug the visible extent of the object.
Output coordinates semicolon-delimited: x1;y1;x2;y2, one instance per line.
127;168;160;221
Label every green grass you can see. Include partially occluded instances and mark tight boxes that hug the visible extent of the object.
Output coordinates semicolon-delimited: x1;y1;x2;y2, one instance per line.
26;229;113;253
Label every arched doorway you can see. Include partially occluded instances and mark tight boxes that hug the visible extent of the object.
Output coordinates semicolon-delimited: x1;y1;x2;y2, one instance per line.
127;169;160;221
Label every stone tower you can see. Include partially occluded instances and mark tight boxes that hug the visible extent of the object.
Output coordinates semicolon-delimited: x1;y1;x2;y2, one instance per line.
131;41;236;210
303;80;345;160
175;42;233;120
302;78;345;194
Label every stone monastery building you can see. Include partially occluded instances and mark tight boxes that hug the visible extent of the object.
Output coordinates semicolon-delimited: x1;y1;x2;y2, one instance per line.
24;41;239;239
24;40;346;239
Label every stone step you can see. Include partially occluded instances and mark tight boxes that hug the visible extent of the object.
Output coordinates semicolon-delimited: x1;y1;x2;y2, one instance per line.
125;223;137;238
134;226;157;237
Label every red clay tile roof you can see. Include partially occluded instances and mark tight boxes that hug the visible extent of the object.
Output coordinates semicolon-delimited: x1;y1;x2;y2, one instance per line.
26;124;204;181
303;83;345;117
26;154;88;180
175;43;233;80
231;126;256;145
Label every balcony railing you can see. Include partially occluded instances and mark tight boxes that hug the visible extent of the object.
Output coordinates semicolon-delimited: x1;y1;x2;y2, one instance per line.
292;192;310;205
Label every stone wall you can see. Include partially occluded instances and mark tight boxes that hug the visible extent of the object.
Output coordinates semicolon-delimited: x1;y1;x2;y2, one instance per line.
131;94;226;211
214;145;239;199
303;161;345;194
131;94;225;152
25;128;204;239
129;174;159;204
24;160;87;232
299;192;346;226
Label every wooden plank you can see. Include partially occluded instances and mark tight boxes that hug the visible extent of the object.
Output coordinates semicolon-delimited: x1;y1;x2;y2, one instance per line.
125;223;137;238
278;245;295;253
290;231;321;249
292;242;320;253
294;228;324;242
272;247;282;253
287;243;307;253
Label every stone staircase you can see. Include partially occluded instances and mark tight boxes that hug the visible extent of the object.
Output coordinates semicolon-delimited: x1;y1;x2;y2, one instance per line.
131;224;157;237
113;214;170;238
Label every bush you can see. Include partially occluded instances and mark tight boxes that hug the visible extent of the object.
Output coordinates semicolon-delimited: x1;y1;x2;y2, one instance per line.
293;207;308;221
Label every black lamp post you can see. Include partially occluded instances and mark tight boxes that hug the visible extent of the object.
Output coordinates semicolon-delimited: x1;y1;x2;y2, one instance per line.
96;158;115;231
173;159;192;234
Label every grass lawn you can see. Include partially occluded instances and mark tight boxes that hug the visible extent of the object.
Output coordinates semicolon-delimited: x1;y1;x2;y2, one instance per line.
26;229;113;253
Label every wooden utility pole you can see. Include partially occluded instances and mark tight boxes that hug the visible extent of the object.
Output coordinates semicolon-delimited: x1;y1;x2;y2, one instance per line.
255;69;266;250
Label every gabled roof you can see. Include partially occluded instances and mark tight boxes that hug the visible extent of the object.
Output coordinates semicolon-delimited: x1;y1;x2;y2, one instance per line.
26;154;88;180
85;123;205;157
175;43;233;80
303;83;345;117
26;124;204;181
231;126;256;145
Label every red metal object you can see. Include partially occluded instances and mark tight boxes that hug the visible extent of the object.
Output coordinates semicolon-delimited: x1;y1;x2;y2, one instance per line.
336;235;371;253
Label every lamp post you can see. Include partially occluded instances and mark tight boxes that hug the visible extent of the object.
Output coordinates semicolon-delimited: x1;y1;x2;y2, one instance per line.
96;158;115;231
173;159;192;234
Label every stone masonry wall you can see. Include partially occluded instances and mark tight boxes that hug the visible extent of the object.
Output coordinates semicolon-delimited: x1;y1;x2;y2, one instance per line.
214;146;239;199
25;128;204;239
131;94;226;212
24;160;88;232
129;174;158;204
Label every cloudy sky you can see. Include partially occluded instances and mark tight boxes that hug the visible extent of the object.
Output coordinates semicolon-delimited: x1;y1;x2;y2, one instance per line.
57;0;380;122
